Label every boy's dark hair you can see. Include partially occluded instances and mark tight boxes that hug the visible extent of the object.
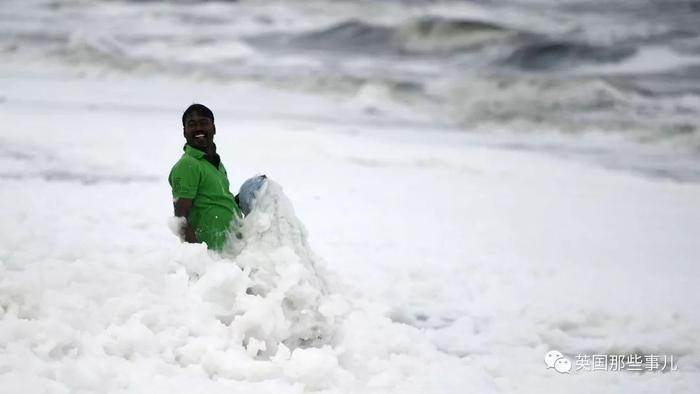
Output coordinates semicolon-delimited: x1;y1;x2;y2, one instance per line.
182;103;214;126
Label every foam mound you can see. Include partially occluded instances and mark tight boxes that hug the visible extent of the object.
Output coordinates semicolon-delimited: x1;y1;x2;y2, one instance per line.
216;178;341;353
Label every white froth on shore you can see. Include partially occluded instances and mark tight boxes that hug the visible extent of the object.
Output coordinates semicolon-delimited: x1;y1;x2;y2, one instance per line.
1;62;700;393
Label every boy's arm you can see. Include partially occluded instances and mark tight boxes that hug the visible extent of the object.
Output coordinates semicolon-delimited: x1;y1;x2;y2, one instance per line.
170;158;201;243
174;198;198;243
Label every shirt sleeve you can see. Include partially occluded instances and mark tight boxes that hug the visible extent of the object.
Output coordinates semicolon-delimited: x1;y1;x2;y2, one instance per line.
169;158;200;199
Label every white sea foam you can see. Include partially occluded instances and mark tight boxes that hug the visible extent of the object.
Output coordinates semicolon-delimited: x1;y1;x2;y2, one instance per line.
218;179;342;352
1;68;700;392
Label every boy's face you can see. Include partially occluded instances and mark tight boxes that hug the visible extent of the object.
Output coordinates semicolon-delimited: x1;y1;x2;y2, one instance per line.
183;111;215;151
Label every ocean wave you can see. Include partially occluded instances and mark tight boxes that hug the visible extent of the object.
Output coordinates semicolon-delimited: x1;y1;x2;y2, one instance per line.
255;16;638;71
287;20;394;54
395;17;515;54
426;72;700;148
502;40;637;70
252;16;518;56
607;65;700;97
3;0;699;149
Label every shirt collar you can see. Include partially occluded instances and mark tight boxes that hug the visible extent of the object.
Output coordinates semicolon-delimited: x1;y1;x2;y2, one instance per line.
184;144;206;159
184;144;221;168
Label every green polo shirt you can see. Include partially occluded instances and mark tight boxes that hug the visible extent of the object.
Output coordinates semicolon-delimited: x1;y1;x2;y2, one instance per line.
169;145;243;250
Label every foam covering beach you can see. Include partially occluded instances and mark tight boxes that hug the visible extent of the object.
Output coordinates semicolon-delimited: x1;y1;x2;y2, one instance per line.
1;1;700;392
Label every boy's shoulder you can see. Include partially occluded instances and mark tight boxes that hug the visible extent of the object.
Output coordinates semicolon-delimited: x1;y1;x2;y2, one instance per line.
172;153;201;169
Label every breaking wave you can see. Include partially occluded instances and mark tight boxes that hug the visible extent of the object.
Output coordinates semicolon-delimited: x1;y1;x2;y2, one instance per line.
3;0;700;148
256;16;516;56
396;17;514;54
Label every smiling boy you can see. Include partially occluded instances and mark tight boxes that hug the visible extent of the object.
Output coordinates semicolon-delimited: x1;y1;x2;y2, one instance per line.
169;103;243;250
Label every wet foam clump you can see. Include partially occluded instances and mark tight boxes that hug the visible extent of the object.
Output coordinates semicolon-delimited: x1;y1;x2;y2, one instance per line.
191;179;346;357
